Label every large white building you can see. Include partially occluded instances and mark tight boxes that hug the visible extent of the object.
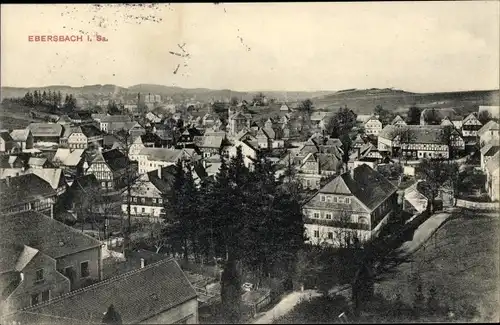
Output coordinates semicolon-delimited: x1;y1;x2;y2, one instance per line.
136;147;194;174
364;116;383;136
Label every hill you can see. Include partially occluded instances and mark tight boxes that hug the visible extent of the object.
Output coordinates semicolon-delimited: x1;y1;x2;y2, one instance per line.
313;88;500;116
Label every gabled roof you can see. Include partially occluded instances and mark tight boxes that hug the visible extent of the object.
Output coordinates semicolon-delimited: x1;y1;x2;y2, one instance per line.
0;173;56;208
28;157;49;167
463;112;482;125
79;124;104;138
0;130;13;142
9;129;31;142
27;123;63;137
17;258;197;324
262;127;276;140
392;115;405;124
478;120;500;137
318;164;397;211
53;148;85;166
102;149;130;171
0;210;101;260
29;168;66;190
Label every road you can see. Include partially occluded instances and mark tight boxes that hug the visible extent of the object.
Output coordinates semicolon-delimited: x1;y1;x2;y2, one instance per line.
251;285;351;324
395;210;454;256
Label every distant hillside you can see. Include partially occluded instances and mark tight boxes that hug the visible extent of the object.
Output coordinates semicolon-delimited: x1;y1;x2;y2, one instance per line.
0;84;331;103
313;88;500;116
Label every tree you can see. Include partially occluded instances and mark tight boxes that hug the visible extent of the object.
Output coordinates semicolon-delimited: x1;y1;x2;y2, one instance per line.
42;90;47;103
220;257;242;323
298;99;313;114
230;96;239;106
440;125;459;160
423;108;441;125
478;109;492;125
407;106;422;125
325;106;357;138
389;127;417;163
416;159;459;210
33;90;40;105
374;105;395;127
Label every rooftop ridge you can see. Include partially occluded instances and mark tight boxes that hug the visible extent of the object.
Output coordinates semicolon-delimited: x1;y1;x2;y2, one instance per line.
22;257;177;312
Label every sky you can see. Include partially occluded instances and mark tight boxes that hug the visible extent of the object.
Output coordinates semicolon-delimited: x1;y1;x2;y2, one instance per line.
1;2;499;93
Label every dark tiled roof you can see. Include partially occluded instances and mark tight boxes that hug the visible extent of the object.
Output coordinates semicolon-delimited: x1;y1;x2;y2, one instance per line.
0;210;102;260
20;258;197;324
0;173;56;208
80;124;104;138
102;149;130;171
0;131;13;142
319;164;396;211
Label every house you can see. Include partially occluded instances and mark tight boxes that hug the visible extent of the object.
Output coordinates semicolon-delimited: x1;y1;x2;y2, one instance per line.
129;122;147;139
296;152;344;189
228;112;250;135
477;120;500;147
0;131;15;153
67;125;104;149
29;168;68;197
9;129;34;151
121;167;174;221
3;258;198;325
229;140;258;169
202;111;217;127
193;135;224;158
255;128;271;149
0;210;103;316
478;105;500;119
348;142;384;171
364;116;383;136
26;123;63;144
85;148;135;192
52;149;86;177
461;113;483;137
480;144;500;171
99;115;132;133
137;147;192;174
485;151;499;201
402;181;428;214
392;115;407;127
353;134;366;149
178;128;203;148
302;164;398;246
378;125;465;160
0;173;57;216
145;112;162;124
91;113;110;124
28;157;54;169
356;115;372;123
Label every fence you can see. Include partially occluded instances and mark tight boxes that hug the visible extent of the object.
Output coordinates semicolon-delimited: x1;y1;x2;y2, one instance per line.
455;199;500;212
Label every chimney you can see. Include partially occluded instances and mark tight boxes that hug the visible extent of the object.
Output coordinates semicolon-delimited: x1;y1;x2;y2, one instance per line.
20;272;24;282
5;175;11;186
140;258;145;269
157;167;161;179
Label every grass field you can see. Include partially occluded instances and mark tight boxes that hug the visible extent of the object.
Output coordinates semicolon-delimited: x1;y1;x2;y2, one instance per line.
375;211;500;322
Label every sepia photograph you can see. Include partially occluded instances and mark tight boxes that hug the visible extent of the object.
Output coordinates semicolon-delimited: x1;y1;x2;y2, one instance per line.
0;2;499;324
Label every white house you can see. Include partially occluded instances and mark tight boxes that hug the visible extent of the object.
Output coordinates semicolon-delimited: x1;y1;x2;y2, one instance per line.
229;140;258;169
364;116;383;136
461;113;483;137
136;147;192;174
478;120;500;147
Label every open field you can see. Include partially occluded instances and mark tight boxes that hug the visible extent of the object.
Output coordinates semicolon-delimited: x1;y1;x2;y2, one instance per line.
375;212;500;322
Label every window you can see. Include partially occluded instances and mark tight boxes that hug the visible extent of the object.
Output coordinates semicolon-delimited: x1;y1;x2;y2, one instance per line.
320;195;325;202
101;182;106;187
313;212;320;219
80;261;89;278
142;207;145;213
141;197;145;203
35;269;44;283
338;197;344;203
326;213;332;220
328;232;333;239
152;198;157;204
326;196;332;203
158;198;163;204
314;230;319;238
108;182;112;187
42;290;50;302
133;207;137;213
31;293;39;306
133;197;137;202
345;197;350;204
160;208;165;213
333;196;338;203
